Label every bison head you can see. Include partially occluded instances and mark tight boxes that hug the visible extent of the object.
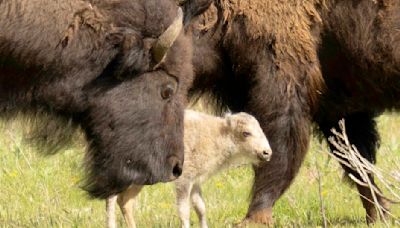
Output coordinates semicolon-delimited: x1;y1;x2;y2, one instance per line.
0;0;214;199
78;1;194;198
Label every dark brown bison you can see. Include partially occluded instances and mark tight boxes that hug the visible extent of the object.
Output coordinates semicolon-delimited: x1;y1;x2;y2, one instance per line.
180;0;400;224
0;0;207;198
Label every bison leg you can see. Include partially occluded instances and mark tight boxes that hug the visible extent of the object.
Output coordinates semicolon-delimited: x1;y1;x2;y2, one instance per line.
318;112;389;224
241;84;312;224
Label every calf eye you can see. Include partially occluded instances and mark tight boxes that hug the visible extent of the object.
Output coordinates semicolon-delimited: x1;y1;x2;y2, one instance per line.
161;83;176;100
242;131;252;137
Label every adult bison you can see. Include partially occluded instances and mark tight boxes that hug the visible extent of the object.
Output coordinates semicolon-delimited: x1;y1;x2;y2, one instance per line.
180;0;400;224
0;0;206;198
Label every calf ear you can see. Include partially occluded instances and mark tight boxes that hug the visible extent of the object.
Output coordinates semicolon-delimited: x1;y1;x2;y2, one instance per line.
225;114;236;129
178;0;214;25
226;113;249;130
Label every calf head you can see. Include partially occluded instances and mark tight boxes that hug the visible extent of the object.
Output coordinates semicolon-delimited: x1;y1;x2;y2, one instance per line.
226;113;272;163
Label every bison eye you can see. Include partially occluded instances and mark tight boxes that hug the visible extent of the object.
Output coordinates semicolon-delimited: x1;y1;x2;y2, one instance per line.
242;131;252;137
161;83;176;100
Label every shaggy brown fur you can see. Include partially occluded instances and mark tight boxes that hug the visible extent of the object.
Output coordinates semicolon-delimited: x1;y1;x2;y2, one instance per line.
185;0;324;224
182;0;400;224
0;0;203;198
316;0;400;223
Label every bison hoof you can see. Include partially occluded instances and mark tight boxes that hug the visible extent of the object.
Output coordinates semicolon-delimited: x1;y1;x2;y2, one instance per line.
238;208;273;227
366;197;391;224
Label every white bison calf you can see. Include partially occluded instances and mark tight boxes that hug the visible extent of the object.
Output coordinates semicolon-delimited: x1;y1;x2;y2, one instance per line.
106;110;272;228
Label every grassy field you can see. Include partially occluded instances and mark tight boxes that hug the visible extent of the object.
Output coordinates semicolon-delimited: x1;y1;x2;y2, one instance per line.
0;113;399;227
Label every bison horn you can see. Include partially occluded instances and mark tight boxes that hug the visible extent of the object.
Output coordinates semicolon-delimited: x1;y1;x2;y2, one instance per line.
151;7;183;65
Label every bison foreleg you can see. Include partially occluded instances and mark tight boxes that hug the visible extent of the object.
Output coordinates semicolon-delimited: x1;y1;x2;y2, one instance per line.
240;75;313;224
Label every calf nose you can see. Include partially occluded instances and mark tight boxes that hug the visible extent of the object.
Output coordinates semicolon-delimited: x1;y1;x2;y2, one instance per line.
168;156;183;180
261;149;272;161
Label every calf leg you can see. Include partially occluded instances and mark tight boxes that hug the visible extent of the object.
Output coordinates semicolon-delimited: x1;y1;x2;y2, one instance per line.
176;181;194;228
191;184;208;228
106;195;118;228
117;185;143;228
318;112;389;223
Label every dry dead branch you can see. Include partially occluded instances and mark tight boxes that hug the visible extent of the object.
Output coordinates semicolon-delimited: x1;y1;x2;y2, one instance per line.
327;119;400;226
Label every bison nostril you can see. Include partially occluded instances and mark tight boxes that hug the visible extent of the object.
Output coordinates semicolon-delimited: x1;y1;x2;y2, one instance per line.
168;156;183;178
173;163;182;177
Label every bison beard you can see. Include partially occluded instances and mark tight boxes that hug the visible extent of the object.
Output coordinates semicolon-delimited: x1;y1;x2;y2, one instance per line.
0;0;198;198
183;0;400;224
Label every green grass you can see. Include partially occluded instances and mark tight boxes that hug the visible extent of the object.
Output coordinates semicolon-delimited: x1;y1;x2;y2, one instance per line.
0;114;399;227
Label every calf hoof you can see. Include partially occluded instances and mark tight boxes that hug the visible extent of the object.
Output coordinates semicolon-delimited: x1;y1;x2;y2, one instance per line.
239;208;273;226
